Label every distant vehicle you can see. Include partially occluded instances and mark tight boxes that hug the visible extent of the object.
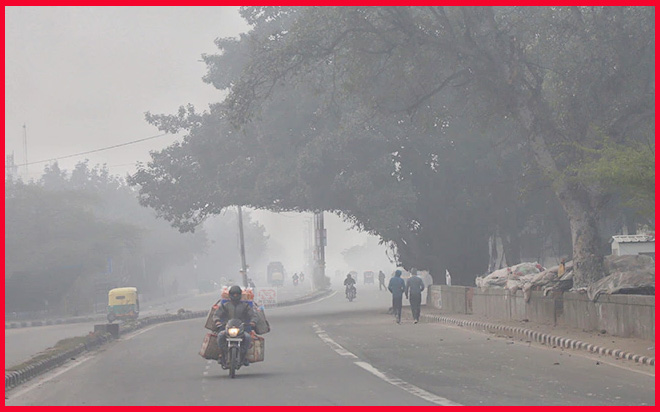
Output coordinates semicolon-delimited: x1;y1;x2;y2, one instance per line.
107;287;139;323
363;271;375;284
267;262;285;286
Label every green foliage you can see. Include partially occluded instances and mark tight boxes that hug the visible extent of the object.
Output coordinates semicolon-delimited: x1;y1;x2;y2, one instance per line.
579;139;655;224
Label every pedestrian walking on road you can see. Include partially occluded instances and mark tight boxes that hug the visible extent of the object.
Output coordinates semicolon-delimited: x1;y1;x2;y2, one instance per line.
378;270;386;291
388;270;406;323
406;268;425;323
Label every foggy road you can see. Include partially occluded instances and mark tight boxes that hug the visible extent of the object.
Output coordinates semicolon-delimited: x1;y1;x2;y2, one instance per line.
4;287;315;368
6;288;654;406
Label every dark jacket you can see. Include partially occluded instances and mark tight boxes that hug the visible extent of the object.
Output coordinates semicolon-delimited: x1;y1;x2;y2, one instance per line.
406;275;425;298
213;300;258;328
388;276;406;297
344;277;356;286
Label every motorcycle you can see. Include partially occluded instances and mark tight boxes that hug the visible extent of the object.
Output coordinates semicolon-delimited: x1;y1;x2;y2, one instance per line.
345;284;357;302
219;318;248;378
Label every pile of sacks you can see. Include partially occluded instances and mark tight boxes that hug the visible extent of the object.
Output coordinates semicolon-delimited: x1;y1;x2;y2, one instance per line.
475;262;546;291
586;254;655;301
476;255;655;302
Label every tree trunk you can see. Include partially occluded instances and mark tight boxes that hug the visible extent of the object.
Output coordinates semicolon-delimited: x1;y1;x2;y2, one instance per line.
501;233;521;266
488;234;498;273
566;200;605;288
461;7;608;288
518;105;606;288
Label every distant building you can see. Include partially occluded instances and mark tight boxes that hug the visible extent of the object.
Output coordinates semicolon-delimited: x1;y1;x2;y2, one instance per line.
5;153;18;181
610;234;655;258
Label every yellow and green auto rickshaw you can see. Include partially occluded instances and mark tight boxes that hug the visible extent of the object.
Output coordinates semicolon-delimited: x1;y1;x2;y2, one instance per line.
107;287;140;323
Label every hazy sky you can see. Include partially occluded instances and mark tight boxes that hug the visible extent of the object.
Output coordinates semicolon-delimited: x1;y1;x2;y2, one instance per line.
4;6;392;274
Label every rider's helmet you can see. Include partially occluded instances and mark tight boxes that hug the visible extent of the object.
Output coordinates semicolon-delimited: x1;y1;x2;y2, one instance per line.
229;285;242;304
347;273;352;278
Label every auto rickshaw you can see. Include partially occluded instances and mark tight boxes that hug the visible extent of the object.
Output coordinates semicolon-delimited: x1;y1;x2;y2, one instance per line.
107;287;140;323
363;271;375;284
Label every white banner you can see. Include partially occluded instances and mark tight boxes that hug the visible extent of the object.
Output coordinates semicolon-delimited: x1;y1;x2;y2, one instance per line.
255;288;278;306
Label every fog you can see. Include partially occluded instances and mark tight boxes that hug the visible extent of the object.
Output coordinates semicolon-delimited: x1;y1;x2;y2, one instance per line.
5;7;654;406
5;6;393;296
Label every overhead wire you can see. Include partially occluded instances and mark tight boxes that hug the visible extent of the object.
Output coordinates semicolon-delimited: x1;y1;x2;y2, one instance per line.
16;133;173;167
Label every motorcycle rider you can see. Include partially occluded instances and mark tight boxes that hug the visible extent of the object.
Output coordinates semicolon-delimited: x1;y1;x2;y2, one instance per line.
292;273;299;286
213;285;258;367
343;273;357;298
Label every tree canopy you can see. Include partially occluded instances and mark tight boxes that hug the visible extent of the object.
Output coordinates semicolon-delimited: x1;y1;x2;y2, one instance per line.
130;7;654;287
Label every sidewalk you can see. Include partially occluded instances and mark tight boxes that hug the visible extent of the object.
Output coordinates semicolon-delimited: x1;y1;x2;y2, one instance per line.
406;305;655;368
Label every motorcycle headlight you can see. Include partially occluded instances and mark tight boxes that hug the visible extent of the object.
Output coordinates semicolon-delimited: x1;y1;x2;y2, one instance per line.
228;327;240;337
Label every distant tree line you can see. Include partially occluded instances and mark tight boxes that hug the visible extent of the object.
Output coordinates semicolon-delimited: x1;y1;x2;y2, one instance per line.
130;7;654;287
5;161;267;315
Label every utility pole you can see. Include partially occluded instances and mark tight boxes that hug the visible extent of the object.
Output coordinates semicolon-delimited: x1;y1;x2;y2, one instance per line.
313;211;326;290
22;124;28;178
237;205;249;288
304;217;314;292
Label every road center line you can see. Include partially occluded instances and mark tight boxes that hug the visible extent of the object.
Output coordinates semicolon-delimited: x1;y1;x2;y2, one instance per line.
312;322;462;406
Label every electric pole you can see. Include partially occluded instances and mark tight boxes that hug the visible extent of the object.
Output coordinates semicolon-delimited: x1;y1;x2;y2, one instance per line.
313;211;326;290
237;205;249;288
22;124;28;177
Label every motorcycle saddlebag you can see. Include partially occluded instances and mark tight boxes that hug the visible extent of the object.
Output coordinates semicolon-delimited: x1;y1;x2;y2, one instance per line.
246;334;265;363
254;306;271;334
199;332;221;360
204;299;222;331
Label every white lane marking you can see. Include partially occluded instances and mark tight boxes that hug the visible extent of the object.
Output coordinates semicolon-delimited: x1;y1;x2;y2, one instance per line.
312;322;462;406
268;291;338;309
354;362;462;406
312;323;358;359
121;324;160;340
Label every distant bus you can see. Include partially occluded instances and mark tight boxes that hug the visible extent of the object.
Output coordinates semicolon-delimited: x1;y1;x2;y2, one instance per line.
267;262;285;286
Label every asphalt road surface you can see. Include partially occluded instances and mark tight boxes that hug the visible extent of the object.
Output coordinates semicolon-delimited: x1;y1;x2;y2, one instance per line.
5;288;654;406
5;286;312;368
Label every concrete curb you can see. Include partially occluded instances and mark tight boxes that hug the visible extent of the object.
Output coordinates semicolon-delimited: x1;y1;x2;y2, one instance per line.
6;315;106;329
415;313;655;367
266;288;334;308
5;289;332;392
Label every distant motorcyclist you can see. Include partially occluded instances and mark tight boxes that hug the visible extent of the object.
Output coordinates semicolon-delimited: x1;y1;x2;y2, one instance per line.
344;273;357;298
213;285;258;366
292;273;299;286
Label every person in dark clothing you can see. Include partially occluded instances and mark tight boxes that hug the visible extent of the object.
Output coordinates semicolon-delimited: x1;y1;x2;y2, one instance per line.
378;270;386;291
388;270;406;323
213;285;258;366
405;268;425;323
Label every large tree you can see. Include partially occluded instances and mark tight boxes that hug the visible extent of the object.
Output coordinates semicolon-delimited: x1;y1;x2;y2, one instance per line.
131;7;653;287
219;6;654;287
